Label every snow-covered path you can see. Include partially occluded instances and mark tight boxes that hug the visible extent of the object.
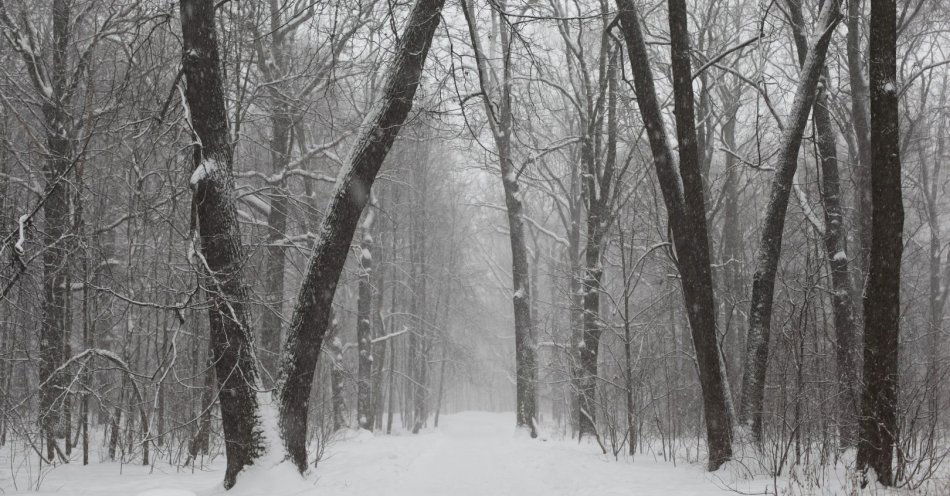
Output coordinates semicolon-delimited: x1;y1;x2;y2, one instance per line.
315;412;734;496
6;412;740;496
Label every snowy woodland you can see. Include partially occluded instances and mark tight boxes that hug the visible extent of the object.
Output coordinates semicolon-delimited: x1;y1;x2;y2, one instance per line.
0;0;947;494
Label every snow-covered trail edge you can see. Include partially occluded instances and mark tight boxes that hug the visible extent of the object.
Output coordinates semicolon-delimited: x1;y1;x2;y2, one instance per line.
6;412;749;496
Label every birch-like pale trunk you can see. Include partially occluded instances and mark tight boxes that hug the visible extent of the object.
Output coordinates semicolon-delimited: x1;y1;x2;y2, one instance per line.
357;203;377;431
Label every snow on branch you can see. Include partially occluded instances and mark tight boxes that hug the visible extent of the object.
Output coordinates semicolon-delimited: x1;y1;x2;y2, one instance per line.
189;158;220;188
794;182;825;236
371;328;408;344
14;213;28;254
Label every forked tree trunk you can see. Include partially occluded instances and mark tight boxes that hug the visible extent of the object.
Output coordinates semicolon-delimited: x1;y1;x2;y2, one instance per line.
857;0;902;485
615;0;733;470
738;0;839;441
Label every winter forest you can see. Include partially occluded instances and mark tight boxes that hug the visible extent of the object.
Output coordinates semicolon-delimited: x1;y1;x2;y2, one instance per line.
0;0;946;494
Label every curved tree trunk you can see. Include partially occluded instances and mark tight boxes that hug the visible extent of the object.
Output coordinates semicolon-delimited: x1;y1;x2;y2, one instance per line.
275;0;446;471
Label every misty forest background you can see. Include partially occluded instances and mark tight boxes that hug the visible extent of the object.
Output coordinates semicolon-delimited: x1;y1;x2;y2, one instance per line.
0;0;946;491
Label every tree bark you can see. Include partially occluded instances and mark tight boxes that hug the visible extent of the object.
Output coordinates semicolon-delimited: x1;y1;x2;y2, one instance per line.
615;0;733;470
275;0;446;471
0;0;77;460
846;0;873;283
460;0;537;437
738;0;839;441
180;0;266;487
577;48;619;441
357;206;376;431
857;0;902;485
260;110;291;382
787;0;859;447
328;313;346;431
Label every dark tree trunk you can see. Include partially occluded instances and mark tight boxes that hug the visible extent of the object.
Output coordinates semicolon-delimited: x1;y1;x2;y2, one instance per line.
180;0;265;487
857;0;902;485
738;0;839;441
29;0;74;461
460;0;537;437
187;343;215;465
787;0;859;447
616;0;733;470
275;0;445;471
577;49;619;441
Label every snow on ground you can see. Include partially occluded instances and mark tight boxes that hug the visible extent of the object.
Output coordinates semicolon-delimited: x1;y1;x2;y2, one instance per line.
4;411;939;495
312;412;733;496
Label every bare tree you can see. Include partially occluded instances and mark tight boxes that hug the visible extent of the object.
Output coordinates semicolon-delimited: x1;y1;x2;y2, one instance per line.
738;0;840;441
460;0;538;437
857;0;903;485
615;0;734;469
274;0;446;472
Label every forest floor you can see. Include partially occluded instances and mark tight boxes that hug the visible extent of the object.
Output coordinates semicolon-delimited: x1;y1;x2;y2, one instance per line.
1;412;934;495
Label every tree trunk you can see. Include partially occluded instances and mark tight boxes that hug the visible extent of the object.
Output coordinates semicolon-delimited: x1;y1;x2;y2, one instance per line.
857;0;902;485
615;0;733;470
328;314;346;431
357;206;376;431
460;0;537;438
30;0;74;461
847;0;873;283
275;0;445;471
260;111;291;382
738;0;839;441
409;157;429;434
787;0;859;447
578;49;619;441
180;0;266;487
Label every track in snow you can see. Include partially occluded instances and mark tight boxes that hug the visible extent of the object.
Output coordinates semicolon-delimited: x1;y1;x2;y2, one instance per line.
7;412;738;496
314;412;733;496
